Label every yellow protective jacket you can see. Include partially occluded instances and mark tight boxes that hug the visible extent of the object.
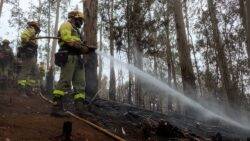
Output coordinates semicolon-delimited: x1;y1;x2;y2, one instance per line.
58;21;81;46
20;27;37;46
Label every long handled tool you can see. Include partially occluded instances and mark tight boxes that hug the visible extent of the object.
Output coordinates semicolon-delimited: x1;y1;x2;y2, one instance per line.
35;36;60;40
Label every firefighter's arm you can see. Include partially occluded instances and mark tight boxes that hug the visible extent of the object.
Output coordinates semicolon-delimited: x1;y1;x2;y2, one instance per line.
59;22;81;46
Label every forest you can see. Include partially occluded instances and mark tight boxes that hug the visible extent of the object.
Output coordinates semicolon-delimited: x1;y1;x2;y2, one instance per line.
0;0;250;140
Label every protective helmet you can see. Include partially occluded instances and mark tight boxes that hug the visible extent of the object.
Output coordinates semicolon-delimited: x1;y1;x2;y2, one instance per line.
2;39;10;45
28;21;40;28
68;11;85;21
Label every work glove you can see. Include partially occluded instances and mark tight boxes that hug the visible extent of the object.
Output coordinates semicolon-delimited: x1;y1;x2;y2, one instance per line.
79;43;90;54
71;41;90;54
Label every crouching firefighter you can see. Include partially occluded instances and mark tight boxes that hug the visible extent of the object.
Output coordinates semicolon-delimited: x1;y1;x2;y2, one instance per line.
51;11;89;116
0;39;14;90
17;21;41;94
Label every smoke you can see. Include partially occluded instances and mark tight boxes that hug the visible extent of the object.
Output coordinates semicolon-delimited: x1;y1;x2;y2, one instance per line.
96;50;250;131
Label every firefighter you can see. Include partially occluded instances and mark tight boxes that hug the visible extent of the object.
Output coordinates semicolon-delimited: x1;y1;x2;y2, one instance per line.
51;11;89;116
0;39;14;90
17;21;40;94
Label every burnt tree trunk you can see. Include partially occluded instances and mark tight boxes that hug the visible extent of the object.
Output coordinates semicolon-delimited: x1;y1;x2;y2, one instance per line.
83;0;98;98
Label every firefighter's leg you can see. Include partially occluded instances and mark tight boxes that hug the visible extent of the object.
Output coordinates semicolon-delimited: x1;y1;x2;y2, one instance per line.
51;55;76;117
17;58;31;96
26;57;38;94
73;57;87;113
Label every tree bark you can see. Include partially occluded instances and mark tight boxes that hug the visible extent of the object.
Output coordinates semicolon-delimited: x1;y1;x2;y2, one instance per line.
0;0;4;17
46;0;60;91
98;19;103;90
46;0;51;69
239;0;247;30
50;0;60;68
164;11;173;111
126;0;133;105
173;0;197;98
246;0;250;67
109;0;116;101
131;0;144;107
45;0;52;92
83;0;98;98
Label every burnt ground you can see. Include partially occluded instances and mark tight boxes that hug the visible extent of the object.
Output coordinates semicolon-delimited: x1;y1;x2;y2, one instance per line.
0;88;250;141
0;90;116;141
77;99;250;141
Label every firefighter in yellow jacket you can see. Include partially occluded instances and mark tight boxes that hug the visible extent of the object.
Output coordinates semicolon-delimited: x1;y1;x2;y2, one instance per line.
17;21;40;94
51;11;89;116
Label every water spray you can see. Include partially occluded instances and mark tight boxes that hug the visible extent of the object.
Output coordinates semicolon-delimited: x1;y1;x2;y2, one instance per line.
96;50;250;131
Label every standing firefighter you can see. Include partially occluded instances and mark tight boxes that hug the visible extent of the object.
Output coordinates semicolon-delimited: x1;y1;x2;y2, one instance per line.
51;11;89;116
17;21;40;94
0;39;14;89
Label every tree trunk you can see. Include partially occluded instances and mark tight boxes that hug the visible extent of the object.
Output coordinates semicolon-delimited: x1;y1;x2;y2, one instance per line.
183;0;203;96
50;0;60;69
98;20;103;90
239;0;247;30
46;0;60;91
46;0;51;69
126;0;132;105
134;46;143;107
49;0;61;88
164;11;173;111
207;0;236;108
246;0;250;67
45;0;52;92
83;0;98;98
0;0;4;17
108;0;116;101
127;47;133;104
173;0;197;99
132;0;144;107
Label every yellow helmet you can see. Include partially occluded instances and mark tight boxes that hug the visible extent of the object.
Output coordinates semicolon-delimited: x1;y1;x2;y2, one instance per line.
2;39;10;45
68;11;85;21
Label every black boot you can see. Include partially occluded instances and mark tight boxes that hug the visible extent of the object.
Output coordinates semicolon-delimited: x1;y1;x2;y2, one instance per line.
74;100;88;115
17;84;28;98
51;98;68;117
